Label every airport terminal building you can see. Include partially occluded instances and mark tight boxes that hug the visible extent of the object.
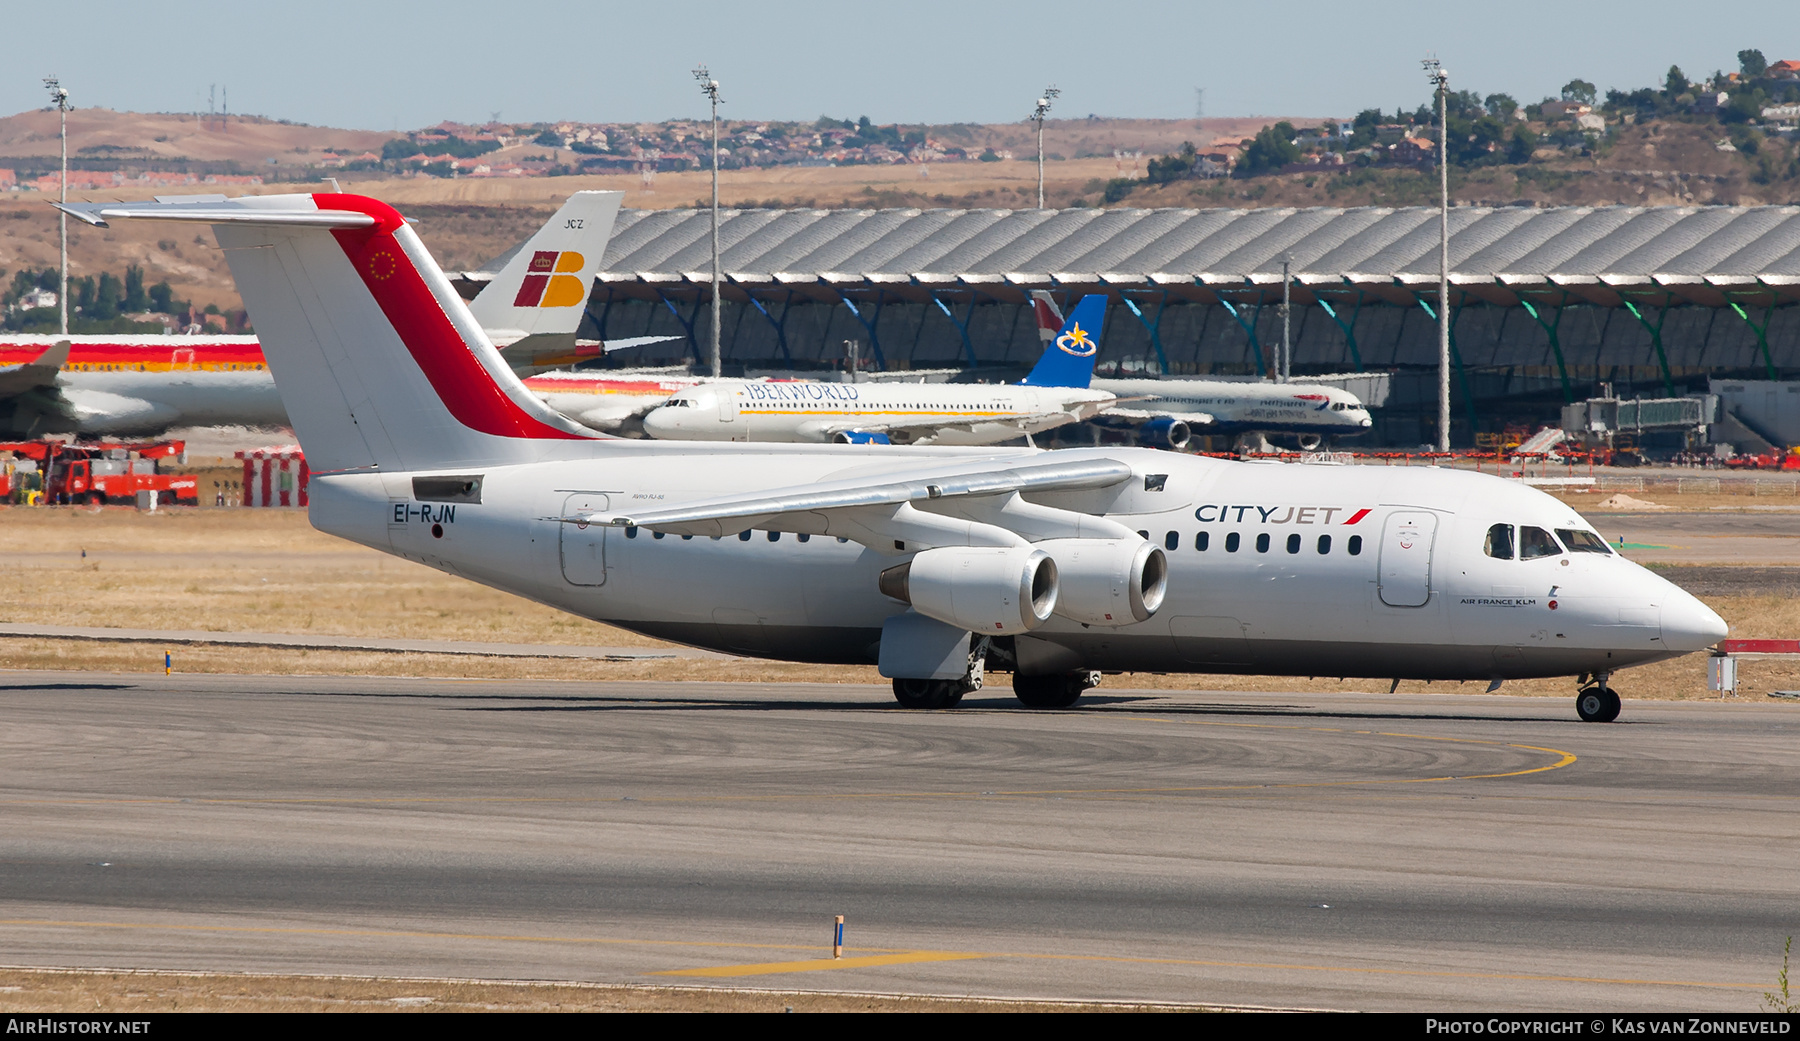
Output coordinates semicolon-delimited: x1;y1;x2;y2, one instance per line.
564;204;1800;446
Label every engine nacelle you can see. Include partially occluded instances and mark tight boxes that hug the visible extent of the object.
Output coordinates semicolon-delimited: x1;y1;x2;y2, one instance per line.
832;431;892;445
878;546;1058;634
1034;538;1167;626
1137;416;1191;450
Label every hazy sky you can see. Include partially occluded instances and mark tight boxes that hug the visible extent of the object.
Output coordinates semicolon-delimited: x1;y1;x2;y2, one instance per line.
4;1;1795;130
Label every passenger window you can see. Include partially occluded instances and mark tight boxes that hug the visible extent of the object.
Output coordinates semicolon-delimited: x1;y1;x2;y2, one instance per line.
1195;531;1209;552
1348;535;1362;556
1485;523;1515;560
1519;526;1562;560
1556;528;1612;555
797;533;811;543
1286;533;1301;554
1225;532;1240;553
738;530;753;542
1165;531;1179;551
682;534;693;540
1138;530;1150;541
653;530;666;540
625;526;638;539
1255;533;1270;553
767;531;781;542
1317;534;1331;554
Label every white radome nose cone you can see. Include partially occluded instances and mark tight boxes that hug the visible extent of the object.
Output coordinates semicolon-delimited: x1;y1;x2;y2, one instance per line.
642;408;679;437
1661;592;1729;652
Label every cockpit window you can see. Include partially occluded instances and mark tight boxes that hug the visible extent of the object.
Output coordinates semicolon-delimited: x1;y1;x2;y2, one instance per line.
1519;526;1563;560
1555;528;1613;555
1484;523;1515;560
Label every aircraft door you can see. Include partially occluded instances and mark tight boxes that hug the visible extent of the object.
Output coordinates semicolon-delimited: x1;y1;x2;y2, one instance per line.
559;492;609;586
1378;510;1437;608
719;391;738;421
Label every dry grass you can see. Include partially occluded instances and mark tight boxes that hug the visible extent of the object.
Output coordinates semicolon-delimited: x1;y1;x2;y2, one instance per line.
0;967;1182;1013
0;504;1791;702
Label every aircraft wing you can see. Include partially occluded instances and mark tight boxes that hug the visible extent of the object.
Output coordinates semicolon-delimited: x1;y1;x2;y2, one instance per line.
805;398;1116;445
568;455;1133;540
502;334;684;376
0;340;70;396
1097;406;1217;427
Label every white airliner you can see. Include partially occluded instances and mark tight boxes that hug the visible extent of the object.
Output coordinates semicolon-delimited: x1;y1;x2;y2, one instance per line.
1091;376;1374;451
640;296;1116;446
60;191;1728;724
0;191;628;436
1020;293;1373;450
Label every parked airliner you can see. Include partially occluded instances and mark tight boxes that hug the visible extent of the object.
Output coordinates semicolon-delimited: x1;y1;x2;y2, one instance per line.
640;296;1116;446
0;191;624;436
60;191;1727;723
1023;292;1373;450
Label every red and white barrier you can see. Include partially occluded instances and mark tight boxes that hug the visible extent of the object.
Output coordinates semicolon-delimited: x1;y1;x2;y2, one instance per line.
236;446;309;507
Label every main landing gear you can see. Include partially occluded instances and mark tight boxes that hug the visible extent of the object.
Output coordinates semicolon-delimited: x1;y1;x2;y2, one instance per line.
1575;672;1621;723
890;636;987;710
1012;671;1101;709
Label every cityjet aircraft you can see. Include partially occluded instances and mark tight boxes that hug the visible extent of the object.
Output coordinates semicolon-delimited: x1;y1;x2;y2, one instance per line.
640;296;1116;446
1023;293;1373;450
0;191;627;436
60;191;1728;723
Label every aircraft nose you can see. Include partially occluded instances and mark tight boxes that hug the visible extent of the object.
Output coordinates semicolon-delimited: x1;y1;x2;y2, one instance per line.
1359;416;1372;428
642;408;678;436
1661;590;1729;652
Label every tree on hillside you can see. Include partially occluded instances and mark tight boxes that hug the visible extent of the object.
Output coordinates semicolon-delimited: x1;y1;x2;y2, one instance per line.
1740;49;1768;79
1484;93;1519;119
1145;142;1198;185
1664;66;1690;100
1236;122;1299;176
123;265;146;312
1562;79;1597;105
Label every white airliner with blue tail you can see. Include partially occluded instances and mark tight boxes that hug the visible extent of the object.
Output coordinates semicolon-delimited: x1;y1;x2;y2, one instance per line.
640;296;1117;446
59;190;1727;723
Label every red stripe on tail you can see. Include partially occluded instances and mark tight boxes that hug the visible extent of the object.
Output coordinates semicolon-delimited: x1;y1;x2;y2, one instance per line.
314;194;586;441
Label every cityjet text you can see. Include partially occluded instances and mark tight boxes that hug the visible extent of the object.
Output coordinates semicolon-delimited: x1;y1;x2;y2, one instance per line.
1195;505;1372;525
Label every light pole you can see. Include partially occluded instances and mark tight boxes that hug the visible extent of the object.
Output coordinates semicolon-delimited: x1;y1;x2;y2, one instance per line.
1278;254;1292;383
1030;86;1059;209
693;65;723;378
1423;57;1451;453
44;76;70;336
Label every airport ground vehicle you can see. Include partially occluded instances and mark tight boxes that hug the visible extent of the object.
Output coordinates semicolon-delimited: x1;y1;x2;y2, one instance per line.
61;191;1728;722
0;439;196;505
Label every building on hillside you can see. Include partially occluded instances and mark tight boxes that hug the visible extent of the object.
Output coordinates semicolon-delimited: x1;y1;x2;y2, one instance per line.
1541;100;1594;119
1767;60;1800;80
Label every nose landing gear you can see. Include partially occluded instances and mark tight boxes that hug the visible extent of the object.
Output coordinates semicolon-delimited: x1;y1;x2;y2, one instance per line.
1576;673;1621;723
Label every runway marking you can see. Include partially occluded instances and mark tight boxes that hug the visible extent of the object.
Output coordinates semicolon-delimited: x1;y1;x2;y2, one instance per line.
0;726;1579;808
653;951;990;977
0;918;881;956
0;919;1758;993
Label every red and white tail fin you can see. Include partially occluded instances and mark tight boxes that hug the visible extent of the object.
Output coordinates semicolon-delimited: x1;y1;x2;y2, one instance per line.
59;193;598;474
1030;290;1064;343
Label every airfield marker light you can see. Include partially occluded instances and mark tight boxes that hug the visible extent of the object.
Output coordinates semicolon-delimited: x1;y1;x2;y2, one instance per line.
833;915;844;959
164;651;171;676
694;65;724;379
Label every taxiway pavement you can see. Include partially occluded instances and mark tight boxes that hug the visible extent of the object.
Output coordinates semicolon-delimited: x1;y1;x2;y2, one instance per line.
0;672;1794;1012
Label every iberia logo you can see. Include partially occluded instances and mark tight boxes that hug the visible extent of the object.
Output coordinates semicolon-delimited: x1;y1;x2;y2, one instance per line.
367;251;397;281
513;250;588;308
1055;321;1098;357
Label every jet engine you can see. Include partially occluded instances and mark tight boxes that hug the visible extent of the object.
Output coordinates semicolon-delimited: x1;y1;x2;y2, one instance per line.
832;431;892;445
878;546;1058;634
1035;538;1167;626
1137;417;1190;450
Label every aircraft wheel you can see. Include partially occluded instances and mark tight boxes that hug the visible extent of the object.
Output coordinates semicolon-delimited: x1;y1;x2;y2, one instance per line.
1576;685;1621;723
1012;673;1085;709
892;677;961;710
